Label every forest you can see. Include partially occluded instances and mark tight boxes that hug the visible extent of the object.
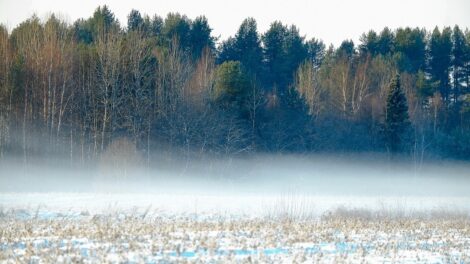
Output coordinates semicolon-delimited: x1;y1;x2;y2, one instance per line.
0;5;469;165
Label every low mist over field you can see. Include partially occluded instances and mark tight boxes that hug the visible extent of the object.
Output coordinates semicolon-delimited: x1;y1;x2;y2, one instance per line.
1;153;470;195
1;154;469;217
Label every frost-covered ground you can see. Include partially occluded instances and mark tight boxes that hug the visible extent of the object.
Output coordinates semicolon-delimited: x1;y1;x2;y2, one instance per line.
1;193;470;263
1;156;470;263
1;192;470;219
1;207;470;263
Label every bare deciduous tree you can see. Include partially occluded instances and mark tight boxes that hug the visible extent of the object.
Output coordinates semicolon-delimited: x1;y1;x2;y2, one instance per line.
294;60;322;118
95;26;122;151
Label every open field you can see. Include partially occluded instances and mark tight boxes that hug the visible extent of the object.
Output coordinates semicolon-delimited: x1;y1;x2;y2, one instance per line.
1;157;470;263
1;199;470;263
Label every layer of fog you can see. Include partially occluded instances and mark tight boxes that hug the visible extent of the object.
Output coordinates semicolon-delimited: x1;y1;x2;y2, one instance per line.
1;153;470;215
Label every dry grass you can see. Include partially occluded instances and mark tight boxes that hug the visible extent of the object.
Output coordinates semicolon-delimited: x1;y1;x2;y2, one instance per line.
1;209;469;263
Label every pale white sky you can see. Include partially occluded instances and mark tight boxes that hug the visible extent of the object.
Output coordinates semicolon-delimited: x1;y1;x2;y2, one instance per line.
1;0;469;46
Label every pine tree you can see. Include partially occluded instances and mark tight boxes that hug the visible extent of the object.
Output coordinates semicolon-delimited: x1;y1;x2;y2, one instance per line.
189;16;215;60
127;9;144;32
429;27;452;104
217;18;264;80
385;73;411;153
214;61;250;111
452;26;467;104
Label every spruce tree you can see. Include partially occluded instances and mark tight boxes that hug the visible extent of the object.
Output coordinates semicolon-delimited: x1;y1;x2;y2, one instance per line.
385;73;411;153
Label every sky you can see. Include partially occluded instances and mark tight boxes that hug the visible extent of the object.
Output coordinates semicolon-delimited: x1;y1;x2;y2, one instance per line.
1;0;469;47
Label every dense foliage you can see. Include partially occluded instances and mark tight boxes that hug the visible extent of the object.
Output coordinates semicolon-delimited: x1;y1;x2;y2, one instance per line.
0;6;469;163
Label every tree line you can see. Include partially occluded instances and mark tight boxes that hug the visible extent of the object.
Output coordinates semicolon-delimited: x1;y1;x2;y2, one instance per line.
0;6;469;165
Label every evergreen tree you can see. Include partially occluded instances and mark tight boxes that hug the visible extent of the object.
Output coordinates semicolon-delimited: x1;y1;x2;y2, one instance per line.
189;16;215;60
73;19;93;44
359;30;379;56
466;31;470;91
218;18;263;78
394;27;426;73
337;40;355;58
236;18;264;78
214;61;250;112
385;73;411;153
263;21;288;89
91;5;119;35
377;27;394;55
127;9;144;32
162;13;191;51
217;37;237;63
452;25;467;103
360;27;395;57
150;15;163;37
283;25;308;86
429;27;452;104
72;5;119;43
306;38;325;68
262;22;308;92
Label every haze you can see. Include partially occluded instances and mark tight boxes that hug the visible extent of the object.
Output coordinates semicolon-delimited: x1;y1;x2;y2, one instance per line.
1;154;470;216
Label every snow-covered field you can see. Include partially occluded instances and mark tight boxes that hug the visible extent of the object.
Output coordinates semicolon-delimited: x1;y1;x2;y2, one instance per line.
1;193;470;263
1;206;470;263
1;156;470;263
1;192;470;218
